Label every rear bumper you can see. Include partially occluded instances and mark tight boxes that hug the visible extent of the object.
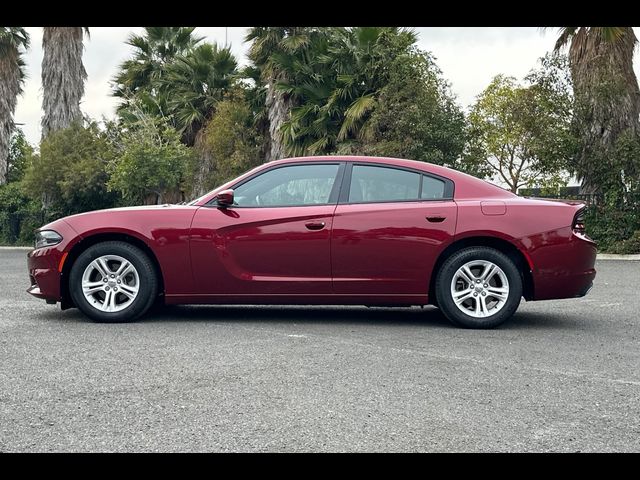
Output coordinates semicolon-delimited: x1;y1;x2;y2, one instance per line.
534;269;596;300
526;227;597;301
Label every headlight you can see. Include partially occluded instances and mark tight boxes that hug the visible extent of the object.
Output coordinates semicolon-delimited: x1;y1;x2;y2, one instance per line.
35;230;63;249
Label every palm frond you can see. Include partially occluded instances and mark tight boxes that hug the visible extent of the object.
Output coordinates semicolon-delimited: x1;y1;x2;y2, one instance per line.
338;94;376;140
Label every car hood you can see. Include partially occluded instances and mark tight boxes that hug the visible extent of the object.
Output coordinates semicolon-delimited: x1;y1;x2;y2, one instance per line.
38;204;198;234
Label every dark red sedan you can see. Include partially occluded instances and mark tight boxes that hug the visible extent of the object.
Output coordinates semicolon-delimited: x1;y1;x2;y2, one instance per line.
27;156;596;328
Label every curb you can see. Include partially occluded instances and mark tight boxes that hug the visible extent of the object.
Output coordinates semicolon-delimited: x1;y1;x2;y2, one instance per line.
0;246;32;250
596;254;640;261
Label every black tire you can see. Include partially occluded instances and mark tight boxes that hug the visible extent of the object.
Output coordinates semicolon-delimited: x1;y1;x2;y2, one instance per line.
69;241;158;323
435;247;522;329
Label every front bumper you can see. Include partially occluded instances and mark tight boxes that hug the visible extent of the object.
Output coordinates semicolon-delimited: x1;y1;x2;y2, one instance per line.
26;219;80;304
27;247;64;302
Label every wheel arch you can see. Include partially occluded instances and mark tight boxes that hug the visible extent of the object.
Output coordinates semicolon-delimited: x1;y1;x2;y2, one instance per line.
429;235;534;305
60;232;165;309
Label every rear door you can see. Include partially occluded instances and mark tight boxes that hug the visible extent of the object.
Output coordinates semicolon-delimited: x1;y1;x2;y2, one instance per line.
331;163;457;297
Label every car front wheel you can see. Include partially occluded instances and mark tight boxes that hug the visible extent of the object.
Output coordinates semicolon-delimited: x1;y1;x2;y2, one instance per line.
69;241;158;323
435;247;522;328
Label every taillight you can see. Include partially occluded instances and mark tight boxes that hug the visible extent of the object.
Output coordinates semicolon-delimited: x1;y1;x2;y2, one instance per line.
573;208;586;234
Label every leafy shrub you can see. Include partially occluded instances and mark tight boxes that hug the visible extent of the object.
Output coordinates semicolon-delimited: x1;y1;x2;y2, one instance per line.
23;121;120;222
194;95;263;196
108;122;195;204
0;182;41;245
606;230;640;254
584;206;639;252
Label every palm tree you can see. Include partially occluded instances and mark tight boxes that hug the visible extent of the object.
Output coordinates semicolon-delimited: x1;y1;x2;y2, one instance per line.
245;27;313;162
551;27;640;194
278;27;417;156
161;42;237;146
41;27;90;138
112;27;203;120
0;27;29;185
159;42;238;197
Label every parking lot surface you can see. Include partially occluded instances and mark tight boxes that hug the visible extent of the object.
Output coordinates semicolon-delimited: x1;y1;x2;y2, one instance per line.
1;248;638;452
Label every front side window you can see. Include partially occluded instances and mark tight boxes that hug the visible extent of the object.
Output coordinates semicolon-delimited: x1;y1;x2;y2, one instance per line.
233;164;341;207
349;165;421;203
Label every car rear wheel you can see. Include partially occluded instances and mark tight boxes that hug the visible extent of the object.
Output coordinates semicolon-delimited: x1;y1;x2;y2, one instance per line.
69;241;158;323
435;247;522;328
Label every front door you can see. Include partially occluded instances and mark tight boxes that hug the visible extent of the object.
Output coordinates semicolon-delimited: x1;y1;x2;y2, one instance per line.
190;163;344;296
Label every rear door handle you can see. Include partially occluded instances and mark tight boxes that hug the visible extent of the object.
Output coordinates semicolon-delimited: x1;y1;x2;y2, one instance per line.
426;216;446;223
305;221;326;230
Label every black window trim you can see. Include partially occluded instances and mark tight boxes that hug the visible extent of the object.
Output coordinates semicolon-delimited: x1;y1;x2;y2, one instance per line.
338;162;455;205
205;161;347;209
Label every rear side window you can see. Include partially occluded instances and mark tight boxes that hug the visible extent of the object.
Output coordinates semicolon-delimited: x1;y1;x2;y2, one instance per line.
349;165;420;203
421;175;445;200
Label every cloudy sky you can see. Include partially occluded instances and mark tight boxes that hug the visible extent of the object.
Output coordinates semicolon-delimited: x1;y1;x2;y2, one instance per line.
15;27;640;145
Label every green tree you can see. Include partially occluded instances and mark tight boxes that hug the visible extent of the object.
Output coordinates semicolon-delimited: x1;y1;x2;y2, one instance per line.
23;121;119;221
467;73;575;193
350;48;466;168
108;120;195;205
0;130;39;245
7;128;33;182
0;182;40;245
551;27;640;194
194;94;264;196
41;27;89;138
0;27;29;184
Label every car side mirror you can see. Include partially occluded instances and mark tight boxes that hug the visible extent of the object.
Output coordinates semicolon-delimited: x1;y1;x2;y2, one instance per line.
216;189;234;207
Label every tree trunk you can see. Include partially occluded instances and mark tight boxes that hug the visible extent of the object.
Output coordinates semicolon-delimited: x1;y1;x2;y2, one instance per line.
264;79;290;162
41;27;87;139
0;48;21;185
570;28;640;194
192;126;214;198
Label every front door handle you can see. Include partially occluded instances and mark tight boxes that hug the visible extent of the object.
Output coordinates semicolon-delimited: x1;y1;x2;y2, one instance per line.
426;216;446;223
305;221;326;231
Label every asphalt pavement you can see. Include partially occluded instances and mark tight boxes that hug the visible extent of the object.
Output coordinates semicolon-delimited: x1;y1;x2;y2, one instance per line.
1;248;638;452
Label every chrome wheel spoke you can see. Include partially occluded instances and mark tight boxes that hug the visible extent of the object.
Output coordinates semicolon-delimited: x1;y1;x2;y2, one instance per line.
98;257;113;275
453;290;474;304
119;284;138;298
481;264;497;282
462;265;476;283
82;281;104;295
102;290;113;311
478;295;489;316
91;260;109;278
486;287;508;300
116;260;132;276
